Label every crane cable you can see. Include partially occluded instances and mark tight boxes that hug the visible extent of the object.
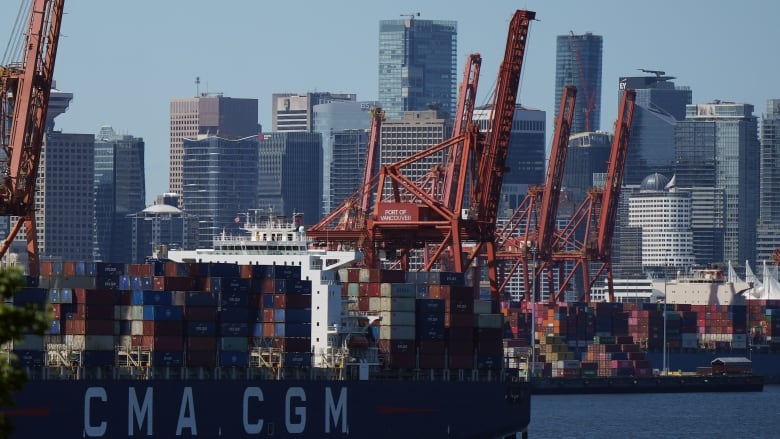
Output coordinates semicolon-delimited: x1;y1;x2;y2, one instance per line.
1;0;32;67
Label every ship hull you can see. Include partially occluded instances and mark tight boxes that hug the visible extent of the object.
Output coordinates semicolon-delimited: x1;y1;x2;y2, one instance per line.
7;379;530;438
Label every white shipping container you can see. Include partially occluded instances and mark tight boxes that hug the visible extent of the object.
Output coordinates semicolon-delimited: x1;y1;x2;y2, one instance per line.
475;313;503;328
379;311;415;326
380;297;416;312
379;325;416;340
131;320;144;336
369;297;382;311
474;300;492;315
117;335;134;348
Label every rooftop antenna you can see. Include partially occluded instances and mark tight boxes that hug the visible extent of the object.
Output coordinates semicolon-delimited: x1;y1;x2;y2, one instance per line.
638;69;666;78
401;12;420;20
195;76;200;97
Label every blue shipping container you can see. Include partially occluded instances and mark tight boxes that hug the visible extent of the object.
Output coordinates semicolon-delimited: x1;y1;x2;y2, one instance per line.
186;321;217;336
219;351;249;367
219;307;249;323
132;290;173;306
13;288;47;305
152;351;184;367
219;322;249;337
143;305;183;321
220;291;249;308
283;352;312;367
185;291;218;307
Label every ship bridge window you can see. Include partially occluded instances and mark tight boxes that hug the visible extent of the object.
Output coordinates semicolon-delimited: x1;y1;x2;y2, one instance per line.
287;233;293;241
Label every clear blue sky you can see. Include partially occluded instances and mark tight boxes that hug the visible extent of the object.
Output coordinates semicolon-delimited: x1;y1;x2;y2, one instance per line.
3;0;778;205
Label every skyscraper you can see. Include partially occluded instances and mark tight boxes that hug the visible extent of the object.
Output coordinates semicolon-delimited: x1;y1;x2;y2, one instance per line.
378;16;457;121
473;104;546;212
379;110;450;185
313;100;378;214
757;99;780;262
675;102;759;266
329;129;370;212
94;126;146;262
618;73;692;185
272;92;357;132
258;132;322;224
169;95;259;201
561;131;612;205
181;135;259;248
554;33;603;134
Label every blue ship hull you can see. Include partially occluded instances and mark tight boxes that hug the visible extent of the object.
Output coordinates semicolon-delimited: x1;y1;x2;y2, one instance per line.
6;379;530;438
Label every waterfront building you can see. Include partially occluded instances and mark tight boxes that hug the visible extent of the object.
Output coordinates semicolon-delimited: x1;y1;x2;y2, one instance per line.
378;16;457;121
169;95;259;202
181;135;259;248
93;126;145;262
258;132;323;224
675;102;759;266
554;32;603;134
627;173;695;279
618;73;692;185
757;99;780;262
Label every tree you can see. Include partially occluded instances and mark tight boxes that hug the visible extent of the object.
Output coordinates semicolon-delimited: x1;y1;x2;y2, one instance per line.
0;268;50;439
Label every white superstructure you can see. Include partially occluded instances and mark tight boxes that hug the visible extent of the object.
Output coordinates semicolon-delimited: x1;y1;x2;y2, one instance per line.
167;210;361;367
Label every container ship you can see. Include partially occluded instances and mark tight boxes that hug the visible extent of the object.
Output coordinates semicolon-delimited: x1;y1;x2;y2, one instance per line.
2;213;531;438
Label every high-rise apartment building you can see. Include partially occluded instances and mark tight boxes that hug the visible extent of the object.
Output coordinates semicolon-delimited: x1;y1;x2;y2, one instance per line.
628;173;695;279
128;195;197;263
554;33;603;134
675;102;759;266
313;100;377;214
378;17;457;121
181;135;259;248
757;99;780;262
272;92;357;132
618;73;692;185
169;95;259;201
258;132;322;224
94;126;145;262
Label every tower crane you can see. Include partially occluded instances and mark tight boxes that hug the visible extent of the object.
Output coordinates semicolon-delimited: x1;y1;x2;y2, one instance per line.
0;0;66;277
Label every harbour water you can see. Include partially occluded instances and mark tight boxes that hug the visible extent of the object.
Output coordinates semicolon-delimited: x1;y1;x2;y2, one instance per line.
530;385;780;438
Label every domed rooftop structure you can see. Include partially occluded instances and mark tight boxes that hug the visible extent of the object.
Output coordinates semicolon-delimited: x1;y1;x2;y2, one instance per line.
142;204;182;215
640;172;670;192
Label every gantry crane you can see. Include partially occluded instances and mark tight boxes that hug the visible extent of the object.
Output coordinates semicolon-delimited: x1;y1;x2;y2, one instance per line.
495;85;577;301
309;10;536;298
547;88;636;302
0;0;66;276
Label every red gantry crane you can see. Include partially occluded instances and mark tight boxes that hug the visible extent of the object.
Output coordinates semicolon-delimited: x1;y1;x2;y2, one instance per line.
0;0;65;277
495;85;577;301
547;88;636;303
309;10;536;298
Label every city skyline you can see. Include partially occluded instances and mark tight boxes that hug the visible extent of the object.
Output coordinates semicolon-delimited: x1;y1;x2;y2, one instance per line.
2;0;778;204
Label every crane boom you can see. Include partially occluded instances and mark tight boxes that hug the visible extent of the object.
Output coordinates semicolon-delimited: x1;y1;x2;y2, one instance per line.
472;10;535;228
0;0;65;276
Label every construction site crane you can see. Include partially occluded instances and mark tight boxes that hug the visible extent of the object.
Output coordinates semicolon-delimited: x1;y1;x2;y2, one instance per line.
546;88;636;303
569;31;596;132
495;85;577;300
0;0;66;277
308;10;536;298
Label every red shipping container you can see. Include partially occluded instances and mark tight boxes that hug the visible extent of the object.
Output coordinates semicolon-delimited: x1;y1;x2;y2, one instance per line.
358;283;369;296
383;353;416;369
448;340;474;356
185;307;218;321
64;304;114;320
448;326;473;341
142;320;183;336
41;261;54;276
446;313;474;328
366;283;381;297
357;297;370;312
273;337;310;352
186;349;217;367
448;354;474;369
377;339;415;355
185;336;216;352
347;269;360;283
74;289;116;305
64;319;114;335
262;308;275;322
419;340;445;355
274;294;311;309
262;279;275;294
63;261;76;276
477;340;502;356
262;323;275;337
